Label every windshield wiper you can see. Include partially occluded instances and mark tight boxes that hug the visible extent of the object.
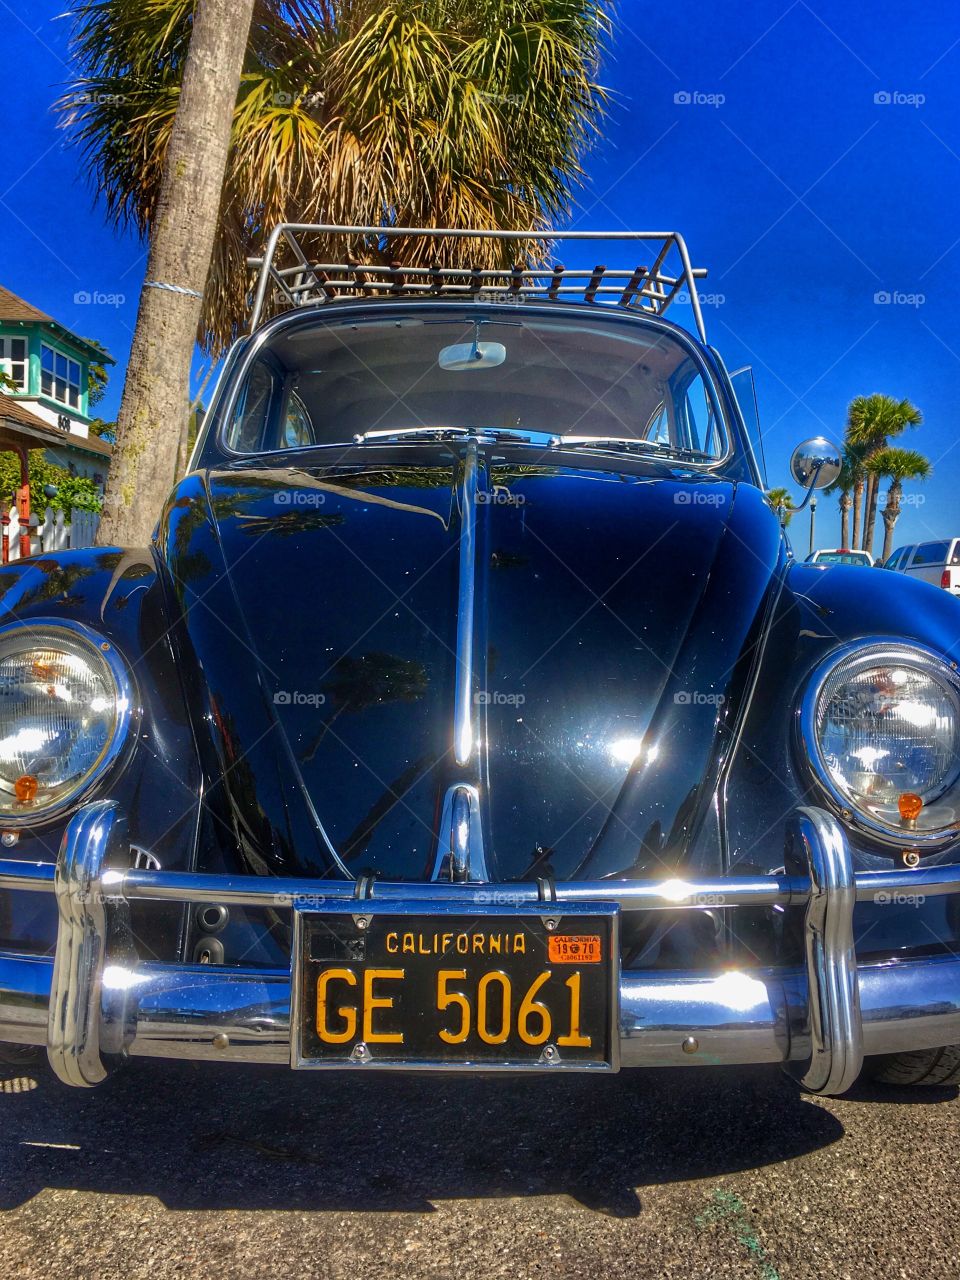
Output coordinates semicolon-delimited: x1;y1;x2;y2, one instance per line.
353;426;539;445
549;435;705;462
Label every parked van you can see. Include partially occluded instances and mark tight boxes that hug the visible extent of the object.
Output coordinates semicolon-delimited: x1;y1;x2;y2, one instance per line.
882;539;960;595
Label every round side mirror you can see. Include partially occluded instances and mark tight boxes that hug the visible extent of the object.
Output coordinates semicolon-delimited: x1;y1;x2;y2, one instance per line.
789;437;842;490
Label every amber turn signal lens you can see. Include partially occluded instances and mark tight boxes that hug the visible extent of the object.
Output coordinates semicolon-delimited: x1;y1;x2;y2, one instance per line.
898;792;924;822
14;775;38;804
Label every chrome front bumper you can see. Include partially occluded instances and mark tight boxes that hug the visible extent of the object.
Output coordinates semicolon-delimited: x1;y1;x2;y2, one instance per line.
2;802;960;1094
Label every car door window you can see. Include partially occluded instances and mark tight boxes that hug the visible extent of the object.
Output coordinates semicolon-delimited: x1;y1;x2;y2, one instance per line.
282;392;315;448
883;549;905;570
225;358;280;452
672;368;720;456
910;541;949;567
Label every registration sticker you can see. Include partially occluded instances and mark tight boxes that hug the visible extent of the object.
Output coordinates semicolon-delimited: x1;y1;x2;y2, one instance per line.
548;934;602;964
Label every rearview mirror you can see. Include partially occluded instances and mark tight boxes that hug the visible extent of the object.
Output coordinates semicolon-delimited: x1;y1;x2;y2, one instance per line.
438;341;507;372
789;437;842;490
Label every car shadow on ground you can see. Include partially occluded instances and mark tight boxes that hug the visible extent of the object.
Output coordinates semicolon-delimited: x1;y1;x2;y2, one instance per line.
841;1074;959;1105
0;1057;864;1218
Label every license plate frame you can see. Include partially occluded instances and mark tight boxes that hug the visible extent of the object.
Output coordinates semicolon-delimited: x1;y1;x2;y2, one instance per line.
290;900;620;1072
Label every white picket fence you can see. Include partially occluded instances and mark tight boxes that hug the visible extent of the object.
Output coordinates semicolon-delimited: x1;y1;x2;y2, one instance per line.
3;505;100;562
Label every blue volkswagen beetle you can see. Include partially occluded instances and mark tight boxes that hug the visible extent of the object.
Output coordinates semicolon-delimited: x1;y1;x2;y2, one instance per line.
2;226;959;1094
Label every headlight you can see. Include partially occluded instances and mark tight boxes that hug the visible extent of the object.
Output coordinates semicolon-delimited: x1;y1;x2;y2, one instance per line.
802;640;960;845
0;621;133;824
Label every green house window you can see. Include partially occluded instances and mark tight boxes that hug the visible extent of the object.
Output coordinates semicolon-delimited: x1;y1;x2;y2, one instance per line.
0;337;27;391
41;345;82;410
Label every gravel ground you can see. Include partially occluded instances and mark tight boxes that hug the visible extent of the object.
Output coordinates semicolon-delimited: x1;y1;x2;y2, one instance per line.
1;1055;957;1279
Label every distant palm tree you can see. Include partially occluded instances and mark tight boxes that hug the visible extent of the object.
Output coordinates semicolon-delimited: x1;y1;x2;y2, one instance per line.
846;395;923;556
825;448;861;548
868;446;932;563
765;487;795;526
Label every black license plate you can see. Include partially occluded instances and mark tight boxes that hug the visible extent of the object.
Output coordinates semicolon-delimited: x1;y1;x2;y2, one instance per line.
291;903;619;1071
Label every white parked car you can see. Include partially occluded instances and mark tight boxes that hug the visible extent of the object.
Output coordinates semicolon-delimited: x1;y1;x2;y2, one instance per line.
804;548;875;567
882;539;960;595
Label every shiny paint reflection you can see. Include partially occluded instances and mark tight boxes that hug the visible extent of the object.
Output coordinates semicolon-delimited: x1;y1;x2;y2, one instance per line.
154;449;785;884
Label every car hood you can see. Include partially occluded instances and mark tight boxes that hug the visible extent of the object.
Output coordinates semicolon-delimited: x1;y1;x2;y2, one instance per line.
158;451;783;882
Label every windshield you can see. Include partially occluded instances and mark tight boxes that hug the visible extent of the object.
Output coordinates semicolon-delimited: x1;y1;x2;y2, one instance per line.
222;310;727;461
813;551;871;565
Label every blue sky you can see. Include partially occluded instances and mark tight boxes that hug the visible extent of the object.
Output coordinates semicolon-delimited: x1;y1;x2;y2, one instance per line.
3;0;959;553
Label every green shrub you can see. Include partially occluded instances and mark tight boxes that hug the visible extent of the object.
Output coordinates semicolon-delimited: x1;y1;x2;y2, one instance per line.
0;450;103;514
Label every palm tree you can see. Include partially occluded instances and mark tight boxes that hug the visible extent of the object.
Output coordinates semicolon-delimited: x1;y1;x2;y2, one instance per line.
69;0;258;548
61;1;609;544
868;447;932;563
64;0;610;356
765;487;795;526
845;394;923;556
824;448;861;548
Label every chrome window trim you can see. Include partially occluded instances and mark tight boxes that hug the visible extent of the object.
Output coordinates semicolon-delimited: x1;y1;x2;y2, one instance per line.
185;338;247;473
798;636;960;849
0;618;137;829
708;348;765;489
207;300;737;474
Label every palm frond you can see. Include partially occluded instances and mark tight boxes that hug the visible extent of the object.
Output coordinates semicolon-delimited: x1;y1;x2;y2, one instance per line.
867;446;932;482
59;0;611;353
846;393;923;450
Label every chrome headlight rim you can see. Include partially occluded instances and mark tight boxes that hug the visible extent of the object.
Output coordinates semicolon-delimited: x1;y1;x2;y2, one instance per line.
0;617;136;828
800;637;960;849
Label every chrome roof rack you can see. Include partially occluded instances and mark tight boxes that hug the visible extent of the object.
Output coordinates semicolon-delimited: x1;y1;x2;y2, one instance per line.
247;224;710;341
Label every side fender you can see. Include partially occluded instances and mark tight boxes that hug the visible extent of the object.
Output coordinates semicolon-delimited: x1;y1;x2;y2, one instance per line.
0;548;203;962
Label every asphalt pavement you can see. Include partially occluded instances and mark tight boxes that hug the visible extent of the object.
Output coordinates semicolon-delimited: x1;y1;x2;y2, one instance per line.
1;1055;957;1279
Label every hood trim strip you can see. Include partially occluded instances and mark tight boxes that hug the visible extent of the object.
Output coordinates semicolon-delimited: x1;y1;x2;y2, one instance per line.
453;440;479;766
431;784;489;882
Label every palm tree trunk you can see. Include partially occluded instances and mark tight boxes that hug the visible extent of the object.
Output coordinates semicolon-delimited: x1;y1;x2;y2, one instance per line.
95;0;255;547
851;478;864;549
863;471;881;557
881;481;902;563
839;491;851;548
